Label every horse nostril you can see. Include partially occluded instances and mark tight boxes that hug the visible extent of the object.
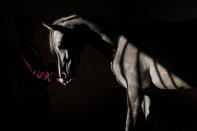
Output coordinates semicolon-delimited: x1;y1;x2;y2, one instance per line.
61;73;66;79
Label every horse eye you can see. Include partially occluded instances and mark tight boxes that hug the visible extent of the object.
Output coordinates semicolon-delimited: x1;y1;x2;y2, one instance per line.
58;42;64;49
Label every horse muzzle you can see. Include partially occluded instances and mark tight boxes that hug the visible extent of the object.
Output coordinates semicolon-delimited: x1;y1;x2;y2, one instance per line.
56;77;73;86
56;72;75;86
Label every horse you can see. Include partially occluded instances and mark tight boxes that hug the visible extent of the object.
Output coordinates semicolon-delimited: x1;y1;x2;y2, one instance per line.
43;14;195;131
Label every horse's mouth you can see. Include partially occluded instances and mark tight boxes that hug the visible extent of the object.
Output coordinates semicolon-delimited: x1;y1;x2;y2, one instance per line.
56;78;73;86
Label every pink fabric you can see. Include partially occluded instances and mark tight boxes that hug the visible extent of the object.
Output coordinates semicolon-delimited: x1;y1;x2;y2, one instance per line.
21;54;53;83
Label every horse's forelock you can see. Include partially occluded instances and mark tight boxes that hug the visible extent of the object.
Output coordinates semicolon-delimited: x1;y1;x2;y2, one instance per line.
49;30;55;54
48;15;77;54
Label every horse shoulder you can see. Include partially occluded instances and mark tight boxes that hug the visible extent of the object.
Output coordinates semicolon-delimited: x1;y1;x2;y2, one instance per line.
138;52;151;90
112;35;150;89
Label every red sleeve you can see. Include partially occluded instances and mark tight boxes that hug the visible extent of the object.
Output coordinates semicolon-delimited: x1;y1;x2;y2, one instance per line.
21;54;57;83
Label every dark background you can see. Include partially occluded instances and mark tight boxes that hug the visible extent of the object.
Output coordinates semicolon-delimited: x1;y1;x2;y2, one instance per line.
2;0;197;130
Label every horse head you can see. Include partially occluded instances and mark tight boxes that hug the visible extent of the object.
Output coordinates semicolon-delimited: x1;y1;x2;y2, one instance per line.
43;21;88;85
43;15;114;86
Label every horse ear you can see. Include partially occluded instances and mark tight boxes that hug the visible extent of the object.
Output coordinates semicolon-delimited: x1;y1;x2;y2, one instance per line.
42;23;54;30
42;22;69;33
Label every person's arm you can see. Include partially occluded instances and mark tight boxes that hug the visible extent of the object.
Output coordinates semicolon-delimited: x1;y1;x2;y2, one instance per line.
21;54;58;83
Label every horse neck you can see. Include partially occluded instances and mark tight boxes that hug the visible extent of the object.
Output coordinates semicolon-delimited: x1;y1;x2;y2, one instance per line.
90;38;116;62
85;27;117;62
84;23;119;61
